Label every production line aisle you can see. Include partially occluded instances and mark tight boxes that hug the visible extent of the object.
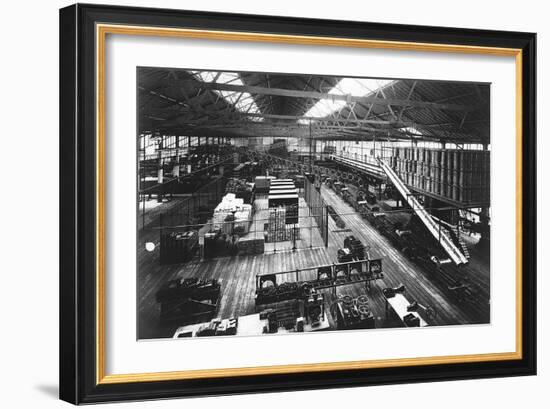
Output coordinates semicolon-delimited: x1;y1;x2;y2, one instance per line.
319;185;490;326
136;181;490;339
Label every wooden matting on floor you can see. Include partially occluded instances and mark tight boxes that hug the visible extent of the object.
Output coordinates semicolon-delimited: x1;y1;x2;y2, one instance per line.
137;186;490;339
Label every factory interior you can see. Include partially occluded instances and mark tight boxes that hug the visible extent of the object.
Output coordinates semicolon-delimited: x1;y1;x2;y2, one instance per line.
137;68;491;340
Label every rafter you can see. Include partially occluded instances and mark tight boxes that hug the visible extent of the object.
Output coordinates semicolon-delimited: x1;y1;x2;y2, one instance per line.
139;71;489;145
150;79;480;112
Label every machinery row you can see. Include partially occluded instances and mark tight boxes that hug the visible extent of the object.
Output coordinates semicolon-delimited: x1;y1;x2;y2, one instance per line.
158;234;438;339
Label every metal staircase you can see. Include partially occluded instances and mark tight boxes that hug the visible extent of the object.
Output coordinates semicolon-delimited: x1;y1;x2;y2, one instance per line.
458;237;471;260
377;158;469;266
430;214;471;262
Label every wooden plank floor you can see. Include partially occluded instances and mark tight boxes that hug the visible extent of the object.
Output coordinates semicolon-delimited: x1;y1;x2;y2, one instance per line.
137;187;490;339
319;186;490;326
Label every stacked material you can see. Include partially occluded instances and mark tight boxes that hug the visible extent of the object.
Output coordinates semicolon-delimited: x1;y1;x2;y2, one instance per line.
219;209;252;235
270;179;294;186
225;178;253;204
233;206;253;235
268;179;299;224
268;195;299;221
254;176;275;193
265;208;301;242
390;147;490;204
266;207;287;242
213;193;249;231
294;175;305;189
268;188;298;196
269;184;296;190
212;193;241;229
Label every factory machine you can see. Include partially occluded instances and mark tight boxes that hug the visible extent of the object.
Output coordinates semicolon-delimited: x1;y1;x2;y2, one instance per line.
156;277;221;324
356;190;380;213
333;294;375;330
333;181;345;195
337;235;367;263
254;257;385;332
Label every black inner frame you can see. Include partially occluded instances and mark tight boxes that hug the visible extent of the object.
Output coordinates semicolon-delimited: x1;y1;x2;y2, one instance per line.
59;3;536;404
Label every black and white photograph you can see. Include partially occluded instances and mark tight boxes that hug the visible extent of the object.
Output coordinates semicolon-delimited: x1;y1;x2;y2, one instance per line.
137;68;491;340
53;1;538;404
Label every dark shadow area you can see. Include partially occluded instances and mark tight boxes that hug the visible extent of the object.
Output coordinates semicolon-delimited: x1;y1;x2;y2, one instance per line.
35;384;58;399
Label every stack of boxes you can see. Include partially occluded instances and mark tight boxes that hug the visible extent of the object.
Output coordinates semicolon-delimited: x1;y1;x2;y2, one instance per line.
213;193;252;235
267;179;299;225
233;207;253;235
389;147;490;204
264;208;301;243
264;178;301;242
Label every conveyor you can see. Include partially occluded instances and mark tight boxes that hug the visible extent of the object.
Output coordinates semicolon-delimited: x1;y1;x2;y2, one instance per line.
378;158;469;265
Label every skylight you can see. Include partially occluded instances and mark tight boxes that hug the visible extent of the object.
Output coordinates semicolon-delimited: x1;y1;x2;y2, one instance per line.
400;126;423;138
190;71;263;121
298;78;393;124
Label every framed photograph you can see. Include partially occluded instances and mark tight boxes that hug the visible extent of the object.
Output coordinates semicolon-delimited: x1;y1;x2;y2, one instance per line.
59;3;536;404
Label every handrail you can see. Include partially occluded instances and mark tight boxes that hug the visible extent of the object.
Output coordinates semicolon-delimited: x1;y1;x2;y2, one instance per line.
330;155;386;178
377;158;469;265
255;258;374;278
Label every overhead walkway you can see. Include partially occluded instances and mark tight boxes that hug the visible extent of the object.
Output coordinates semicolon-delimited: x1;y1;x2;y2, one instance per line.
330;155;386;179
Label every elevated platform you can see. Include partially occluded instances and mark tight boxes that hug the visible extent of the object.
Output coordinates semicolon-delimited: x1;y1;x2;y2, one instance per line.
330;155;386;179
329;155;488;208
378;158;469;265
